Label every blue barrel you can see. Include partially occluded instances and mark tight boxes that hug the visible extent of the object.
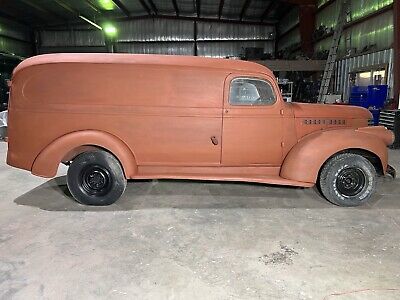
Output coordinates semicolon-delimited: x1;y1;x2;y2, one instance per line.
351;86;368;95
369;109;380;126
349;85;388;109
367;85;387;109
349;86;369;108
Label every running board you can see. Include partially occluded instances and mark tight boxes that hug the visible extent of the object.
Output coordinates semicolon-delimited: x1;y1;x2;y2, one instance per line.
130;174;314;188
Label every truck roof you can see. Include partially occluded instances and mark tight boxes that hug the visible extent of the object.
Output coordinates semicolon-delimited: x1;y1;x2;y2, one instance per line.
13;53;273;77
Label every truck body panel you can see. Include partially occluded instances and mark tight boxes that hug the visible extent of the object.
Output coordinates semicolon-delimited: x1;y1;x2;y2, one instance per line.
7;54;394;188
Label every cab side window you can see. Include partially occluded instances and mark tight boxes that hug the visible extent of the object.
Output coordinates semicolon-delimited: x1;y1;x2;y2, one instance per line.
229;78;276;106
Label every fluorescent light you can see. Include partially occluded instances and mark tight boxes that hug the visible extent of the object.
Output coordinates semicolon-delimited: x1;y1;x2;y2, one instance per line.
98;0;114;10
103;23;117;37
79;15;102;30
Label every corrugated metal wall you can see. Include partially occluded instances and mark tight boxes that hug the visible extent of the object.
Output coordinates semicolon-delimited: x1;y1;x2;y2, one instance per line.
276;7;300;51
277;7;299;35
315;10;393;55
334;49;393;100
117;42;194;55
197;22;274;41
197;41;274;58
275;0;395;98
315;1;393;54
278;0;394;56
317;0;393;27
117;19;194;42
40;30;106;47
277;29;300;52
315;0;395;98
0;17;33;57
38;18;275;58
39;29;107;54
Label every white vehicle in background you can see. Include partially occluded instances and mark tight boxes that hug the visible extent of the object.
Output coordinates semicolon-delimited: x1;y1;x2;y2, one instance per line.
0;110;7;140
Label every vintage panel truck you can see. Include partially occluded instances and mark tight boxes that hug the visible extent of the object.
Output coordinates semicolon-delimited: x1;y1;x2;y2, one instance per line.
6;54;394;206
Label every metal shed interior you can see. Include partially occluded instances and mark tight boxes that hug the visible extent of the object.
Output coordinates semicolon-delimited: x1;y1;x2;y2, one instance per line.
1;4;400;298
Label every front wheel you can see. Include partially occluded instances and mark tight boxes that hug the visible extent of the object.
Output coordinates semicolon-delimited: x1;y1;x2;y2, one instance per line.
67;150;127;206
319;153;377;207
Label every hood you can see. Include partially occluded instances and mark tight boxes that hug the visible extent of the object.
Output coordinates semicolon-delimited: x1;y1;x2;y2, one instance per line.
289;103;373;140
290;103;372;120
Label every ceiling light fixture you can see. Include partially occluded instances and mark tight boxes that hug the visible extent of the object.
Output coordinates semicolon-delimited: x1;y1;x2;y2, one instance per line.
79;15;102;30
103;23;117;37
98;0;114;10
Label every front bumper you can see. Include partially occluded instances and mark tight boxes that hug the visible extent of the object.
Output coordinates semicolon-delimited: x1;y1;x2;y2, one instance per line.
387;164;396;179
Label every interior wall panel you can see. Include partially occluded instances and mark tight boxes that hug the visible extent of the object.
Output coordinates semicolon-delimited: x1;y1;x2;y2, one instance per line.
37;18;275;58
196;22;274;40
315;9;394;55
334;49;394;100
115;42;195;55
197;41;274;58
277;7;299;36
40;30;106;47
0;17;32;57
117;19;195;42
277;28;301;51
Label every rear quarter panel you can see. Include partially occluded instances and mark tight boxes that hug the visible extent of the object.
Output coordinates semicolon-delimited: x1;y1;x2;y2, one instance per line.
8;62;229;174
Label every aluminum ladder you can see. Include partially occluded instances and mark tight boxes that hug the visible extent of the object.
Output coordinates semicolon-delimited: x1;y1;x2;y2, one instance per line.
317;0;349;103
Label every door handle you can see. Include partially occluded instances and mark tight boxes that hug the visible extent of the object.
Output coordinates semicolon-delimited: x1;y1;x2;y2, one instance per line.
210;136;219;146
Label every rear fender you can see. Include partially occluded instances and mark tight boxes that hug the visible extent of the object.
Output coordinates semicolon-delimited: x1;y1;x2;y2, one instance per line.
31;130;137;178
280;129;388;184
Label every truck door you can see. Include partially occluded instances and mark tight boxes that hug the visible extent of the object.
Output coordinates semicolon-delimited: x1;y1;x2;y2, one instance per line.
221;73;283;166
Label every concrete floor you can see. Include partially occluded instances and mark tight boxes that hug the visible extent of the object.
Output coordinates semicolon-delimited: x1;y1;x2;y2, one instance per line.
0;142;400;300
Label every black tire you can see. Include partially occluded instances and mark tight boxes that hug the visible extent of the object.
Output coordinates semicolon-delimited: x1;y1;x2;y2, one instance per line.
67;150;127;206
319;153;377;207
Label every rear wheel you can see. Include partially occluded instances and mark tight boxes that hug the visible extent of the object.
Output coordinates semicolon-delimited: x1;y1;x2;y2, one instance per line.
67;150;127;206
319;153;377;207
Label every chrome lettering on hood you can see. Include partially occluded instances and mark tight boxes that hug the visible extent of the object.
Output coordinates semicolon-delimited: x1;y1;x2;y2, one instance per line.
303;119;346;125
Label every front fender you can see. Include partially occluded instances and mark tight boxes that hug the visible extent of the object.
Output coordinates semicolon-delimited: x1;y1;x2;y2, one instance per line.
31;130;137;178
280;128;389;184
